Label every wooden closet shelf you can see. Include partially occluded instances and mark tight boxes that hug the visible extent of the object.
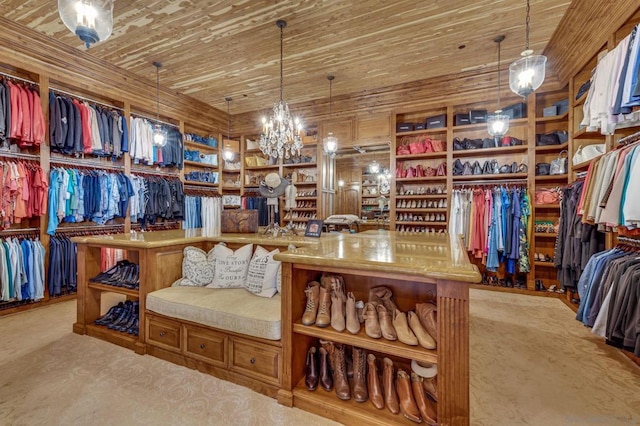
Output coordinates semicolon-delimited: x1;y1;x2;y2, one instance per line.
534;204;561;209
396;176;447;182
572;157;599;171
396;151;447;160
245;165;280;170
88;282;139;298
183;181;218;188
84;324;140;352
535;174;569;181
396;221;447;226
573;128;604;139
293;322;437;365
452;172;528;181
395;128;447;137
534;142;569;153
534;232;558;238
395;194;447;199
183;160;218;169
451;145;528;157
534;261;557;268
184;141;218;150
535;112;568;123
283;162;317;168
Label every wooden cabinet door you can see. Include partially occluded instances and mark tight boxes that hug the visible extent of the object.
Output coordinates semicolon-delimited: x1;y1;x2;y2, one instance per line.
356;113;391;145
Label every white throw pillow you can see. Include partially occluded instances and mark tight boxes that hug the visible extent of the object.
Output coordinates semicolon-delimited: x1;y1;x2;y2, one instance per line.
276;265;282;294
208;243;253;289
245;246;281;298
180;246;215;287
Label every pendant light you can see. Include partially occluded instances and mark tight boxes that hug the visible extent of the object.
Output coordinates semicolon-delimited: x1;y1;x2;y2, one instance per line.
222;97;235;162
259;19;304;159
509;0;547;97
369;160;380;174
58;0;114;48
323;75;338;157
487;35;510;141
151;61;167;148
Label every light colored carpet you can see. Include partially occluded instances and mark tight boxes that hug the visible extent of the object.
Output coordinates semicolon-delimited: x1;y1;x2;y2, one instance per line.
0;290;638;426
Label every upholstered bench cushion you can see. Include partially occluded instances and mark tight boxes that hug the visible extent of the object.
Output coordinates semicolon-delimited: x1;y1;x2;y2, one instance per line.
147;287;281;341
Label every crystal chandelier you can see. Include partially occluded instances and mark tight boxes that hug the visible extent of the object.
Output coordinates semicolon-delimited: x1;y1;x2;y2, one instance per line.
487;35;510;141
509;0;547;97
151;62;167;148
222;97;235;162
58;0;114;48
323;75;338;157
260;20;303;159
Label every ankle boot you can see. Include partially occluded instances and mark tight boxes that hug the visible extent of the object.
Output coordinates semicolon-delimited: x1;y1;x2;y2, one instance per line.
412;372;438;425
416;302;438;343
356;299;365;324
331;292;346;332
369;285;397;313
346;292;360;334
305;347;319;391
397;369;422;423
363;302;381;338
422;375;438;402
367;354;384;409
382;357;399;414
408;311;436;349
352;347;368;403
319;347;333;391
392;309;418;346
316;286;332;328
331;344;350;400
377;304;397;341
302;281;320;326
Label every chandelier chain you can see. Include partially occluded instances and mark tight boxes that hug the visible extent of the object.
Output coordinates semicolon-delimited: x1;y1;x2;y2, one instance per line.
329;78;333;132
525;0;530;50
497;39;501;109
280;24;284;102
155;64;160;120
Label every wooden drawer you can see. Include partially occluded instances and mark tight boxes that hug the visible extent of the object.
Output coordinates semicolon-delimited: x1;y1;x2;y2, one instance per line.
184;324;227;367
146;316;181;352
230;338;281;385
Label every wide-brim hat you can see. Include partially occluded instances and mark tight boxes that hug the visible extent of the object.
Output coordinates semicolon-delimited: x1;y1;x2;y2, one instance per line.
259;172;288;198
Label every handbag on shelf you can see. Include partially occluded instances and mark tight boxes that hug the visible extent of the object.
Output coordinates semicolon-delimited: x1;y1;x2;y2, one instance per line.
246;138;259;150
535;162;551;176
453;137;465;151
423;137;434;153
573;144;605;165
535;188;561;205
472;161;482;176
453;159;464;175
482;160;493;175
490;159;500;175
550;150;568;175
397;137;412;155
482;138;496;149
436;162;446;176
416;164;426;177
410;137;427;154
431;139;445;152
425;166;437;177
406;166;416;178
462;161;473;176
245;156;258;167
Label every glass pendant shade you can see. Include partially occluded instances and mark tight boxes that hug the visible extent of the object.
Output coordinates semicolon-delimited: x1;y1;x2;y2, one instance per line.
222;144;235;161
509;52;547;97
152;123;167;147
323;133;338;156
487;111;510;137
369;161;380;174
58;0;114;48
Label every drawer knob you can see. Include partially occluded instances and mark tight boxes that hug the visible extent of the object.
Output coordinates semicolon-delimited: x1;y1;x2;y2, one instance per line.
200;343;206;350
250;358;256;364
159;331;165;337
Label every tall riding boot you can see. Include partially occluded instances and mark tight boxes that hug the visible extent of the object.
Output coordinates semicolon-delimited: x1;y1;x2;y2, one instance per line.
305;347;319;391
319;347;333;391
367;354;384;409
382;357;399;414
331;344;351;400
352;346;368;403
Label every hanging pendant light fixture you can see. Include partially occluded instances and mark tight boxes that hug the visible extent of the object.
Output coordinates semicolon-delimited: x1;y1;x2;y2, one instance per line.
509;0;547;97
487;35;510;141
323;75;338;157
260;19;304;159
151;61;167;148
222;97;235;162
369;160;380;174
58;0;114;48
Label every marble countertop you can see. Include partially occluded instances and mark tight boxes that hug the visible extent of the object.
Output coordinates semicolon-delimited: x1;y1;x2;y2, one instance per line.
74;229;480;283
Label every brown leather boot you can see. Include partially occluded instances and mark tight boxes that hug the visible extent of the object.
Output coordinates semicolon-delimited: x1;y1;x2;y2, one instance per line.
346;292;360;334
305;346;319;390
408;311;436;349
363;302;381;338
319;347;332;391
412;372;438;425
377;304;397;341
331;291;346;332
392;309;418;346
367;354;384;409
422;375;438;401
352;346;368;402
382;357;399;414
315;285;332;328
397;369;422;423
369;286;397;313
416;302;438;343
331;344;350;400
301;282;320;326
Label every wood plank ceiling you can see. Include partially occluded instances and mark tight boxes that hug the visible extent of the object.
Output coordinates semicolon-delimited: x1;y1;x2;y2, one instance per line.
0;0;571;114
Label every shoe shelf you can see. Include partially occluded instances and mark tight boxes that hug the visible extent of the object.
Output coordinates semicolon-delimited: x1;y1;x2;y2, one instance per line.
395;221;447;226
395;208;447;213
85;323;139;352
293;322;437;365
534;142;569;153
292;379;418;426
395;194;446;199
396;151;447;160
289;208;317;212
288;218;314;222
88;282;139;298
451;145;528;158
296;196;317;201
533;261;556;268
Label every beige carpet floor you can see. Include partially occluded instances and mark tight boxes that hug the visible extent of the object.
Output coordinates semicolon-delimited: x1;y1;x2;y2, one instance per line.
0;290;638;425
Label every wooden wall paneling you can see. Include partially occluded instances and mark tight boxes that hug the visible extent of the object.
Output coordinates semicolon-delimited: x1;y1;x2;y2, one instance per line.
355;112;392;145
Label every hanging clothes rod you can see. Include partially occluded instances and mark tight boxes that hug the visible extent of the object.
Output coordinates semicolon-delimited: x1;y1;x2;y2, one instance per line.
453;178;528;186
617;130;640;146
49;87;124;111
0;151;41;161
0;227;39;235
50;157;125;171
0;70;38;85
617;236;640;245
130;168;180;178
130;112;179;129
